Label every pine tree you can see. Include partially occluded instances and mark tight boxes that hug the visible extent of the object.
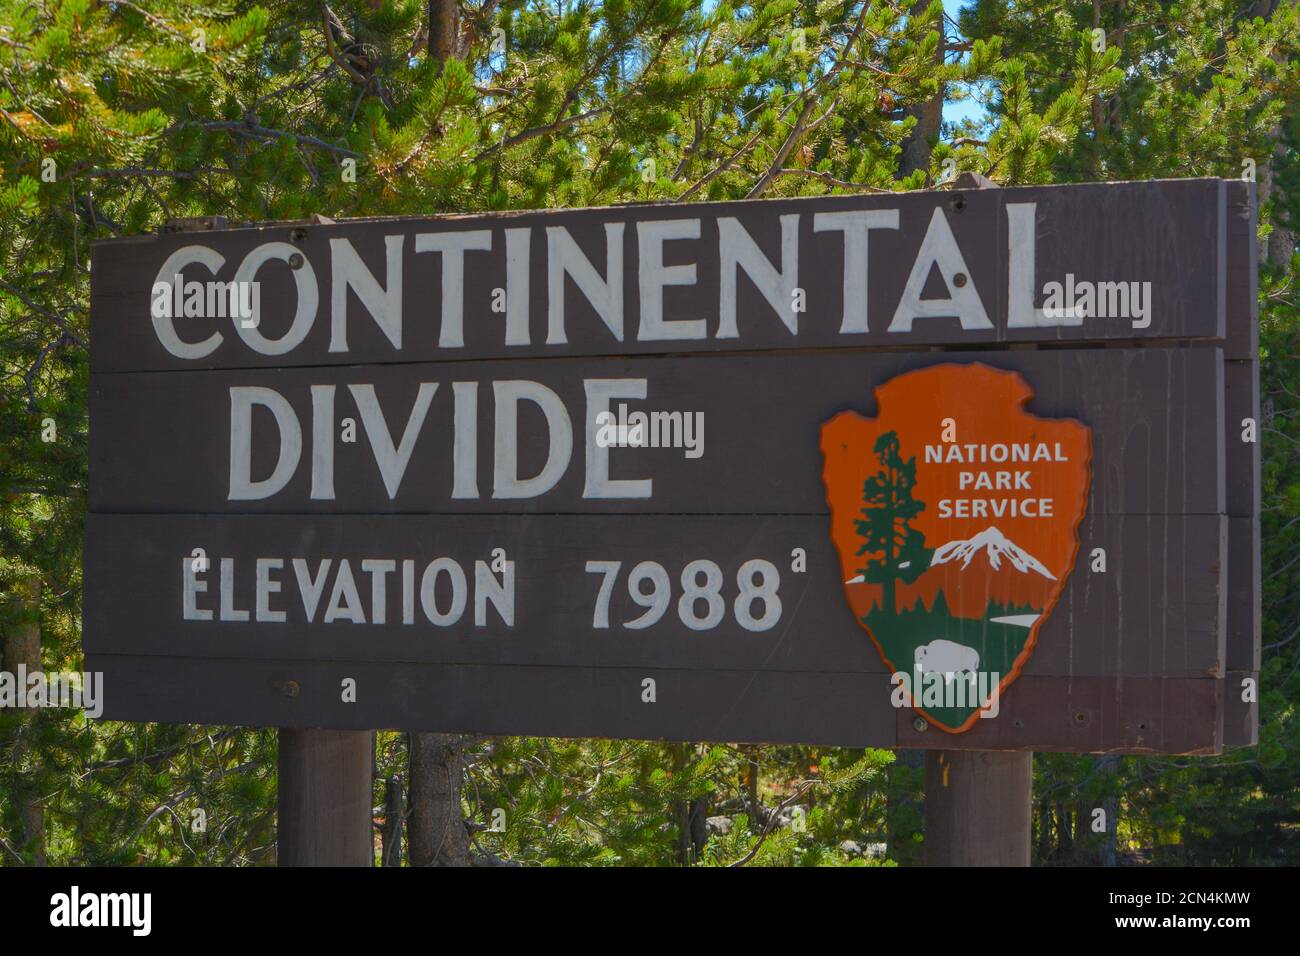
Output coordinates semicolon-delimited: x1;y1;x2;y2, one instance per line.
855;431;934;616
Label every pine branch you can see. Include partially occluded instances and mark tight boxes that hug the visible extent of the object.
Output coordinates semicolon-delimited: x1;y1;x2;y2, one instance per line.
200;118;360;159
768;167;894;193
83;729;243;774
747;5;871;198
728;779;819;867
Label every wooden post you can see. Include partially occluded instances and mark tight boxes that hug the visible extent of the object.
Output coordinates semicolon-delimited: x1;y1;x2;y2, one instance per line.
924;750;1032;866
278;729;373;866
917;173;1034;869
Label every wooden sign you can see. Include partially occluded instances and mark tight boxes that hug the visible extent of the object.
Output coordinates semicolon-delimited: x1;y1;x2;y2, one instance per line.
84;178;1259;754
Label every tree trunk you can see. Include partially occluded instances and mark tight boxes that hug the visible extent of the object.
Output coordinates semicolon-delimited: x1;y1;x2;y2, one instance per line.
744;745;760;812
1036;793;1053;862
688;794;709;860
1055;802;1073;856
381;774;403;866
1251;1;1296;270
1262;163;1297;270
3;577;44;865
428;0;463;64
670;743;708;864
1097;754;1119;866
1108;0;1127;134
898;1;945;179
1259;123;1297;270
886;748;925;865
1090;0;1105;161
1073;798;1088;850
408;732;471;866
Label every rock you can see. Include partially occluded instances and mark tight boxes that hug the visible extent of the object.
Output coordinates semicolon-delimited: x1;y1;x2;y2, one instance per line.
775;805;809;828
706;815;733;837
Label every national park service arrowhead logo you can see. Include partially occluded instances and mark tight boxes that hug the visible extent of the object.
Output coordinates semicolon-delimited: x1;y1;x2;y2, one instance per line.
820;364;1092;733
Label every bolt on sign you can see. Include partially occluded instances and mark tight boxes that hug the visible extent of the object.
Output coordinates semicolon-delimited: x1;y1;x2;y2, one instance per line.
85;178;1260;754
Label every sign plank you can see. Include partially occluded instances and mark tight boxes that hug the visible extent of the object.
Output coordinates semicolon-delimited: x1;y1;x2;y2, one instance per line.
894;675;1223;754
89;179;1227;373
84;512;1224;680
88;348;1224;517
83;653;1221;754
83;653;904;747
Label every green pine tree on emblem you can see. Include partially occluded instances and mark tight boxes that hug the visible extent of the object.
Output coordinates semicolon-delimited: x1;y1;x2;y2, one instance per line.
855;431;934;618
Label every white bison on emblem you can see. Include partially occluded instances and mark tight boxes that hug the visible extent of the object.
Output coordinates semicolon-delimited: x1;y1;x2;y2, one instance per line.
914;639;980;680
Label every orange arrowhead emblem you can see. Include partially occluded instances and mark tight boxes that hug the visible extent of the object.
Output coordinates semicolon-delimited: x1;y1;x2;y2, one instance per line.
820;363;1092;732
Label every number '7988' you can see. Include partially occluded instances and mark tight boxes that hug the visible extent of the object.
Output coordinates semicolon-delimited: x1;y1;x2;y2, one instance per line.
585;559;782;632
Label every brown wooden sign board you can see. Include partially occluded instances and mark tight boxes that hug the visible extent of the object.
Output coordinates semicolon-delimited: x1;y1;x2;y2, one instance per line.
85;177;1259;753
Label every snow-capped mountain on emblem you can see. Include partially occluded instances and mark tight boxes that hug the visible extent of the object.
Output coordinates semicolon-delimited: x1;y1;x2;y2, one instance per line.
930;526;1057;580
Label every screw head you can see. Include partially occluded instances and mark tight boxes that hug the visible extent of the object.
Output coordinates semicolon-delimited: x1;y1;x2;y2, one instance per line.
288;252;305;270
952;272;968;288
913;717;928;732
